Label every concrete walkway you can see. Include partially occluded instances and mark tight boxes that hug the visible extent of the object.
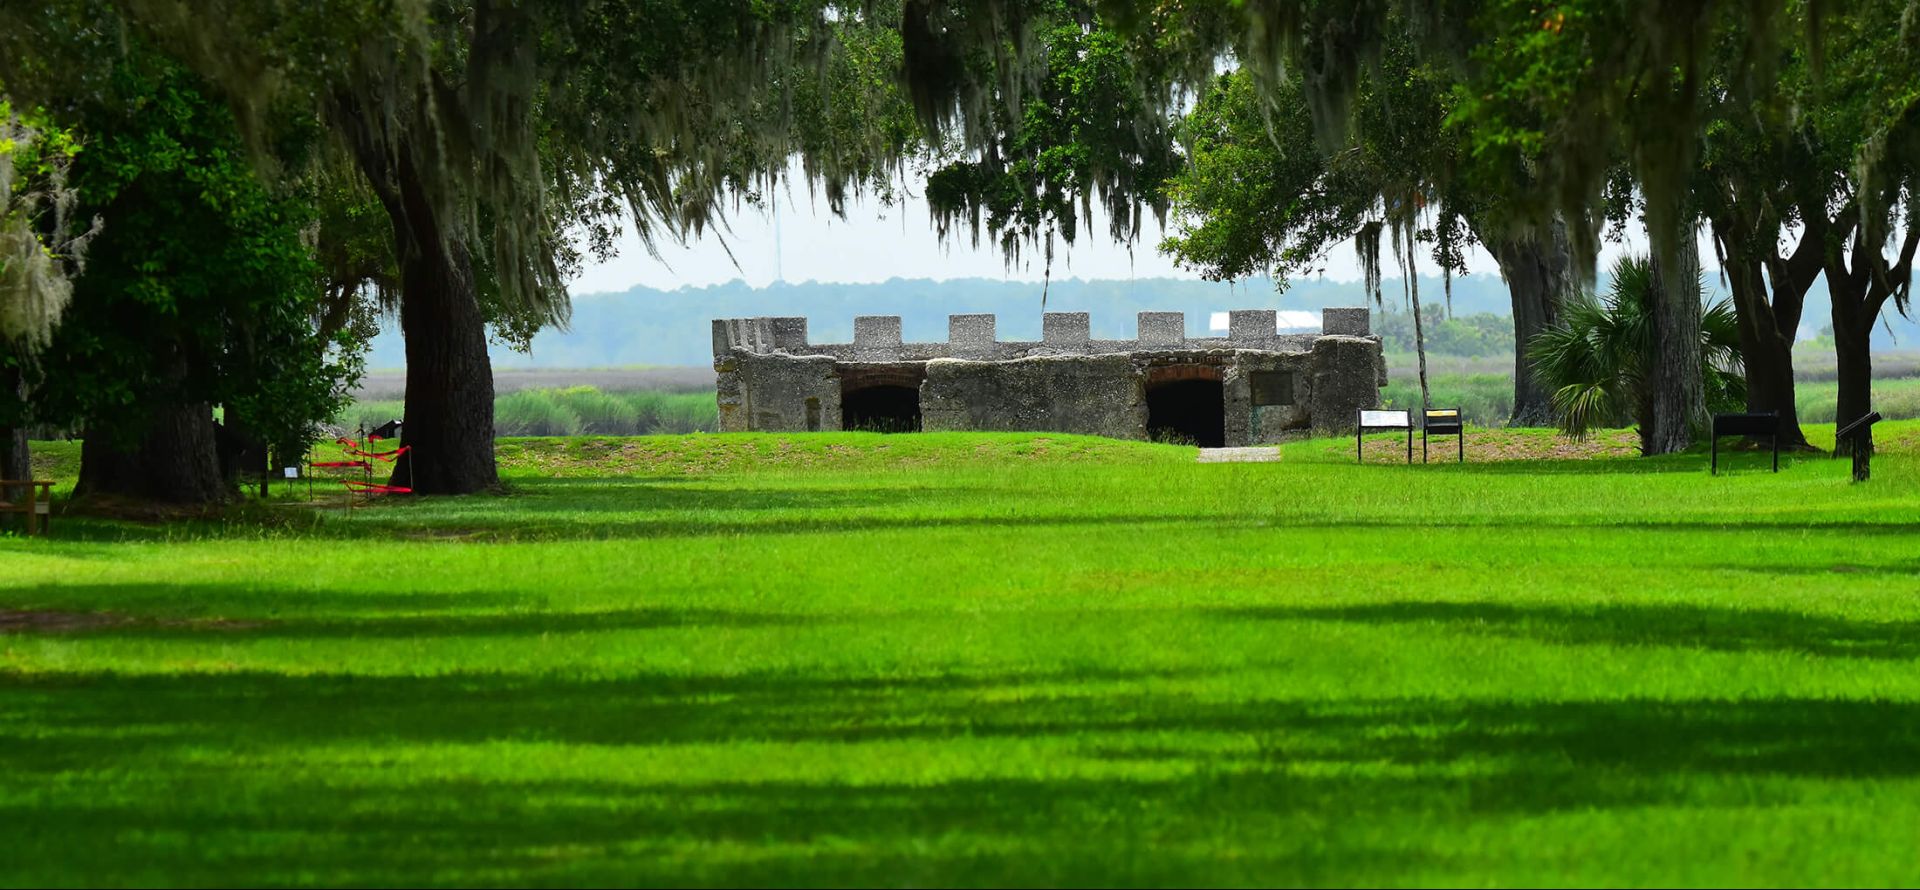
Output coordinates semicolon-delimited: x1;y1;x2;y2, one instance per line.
1196;447;1282;463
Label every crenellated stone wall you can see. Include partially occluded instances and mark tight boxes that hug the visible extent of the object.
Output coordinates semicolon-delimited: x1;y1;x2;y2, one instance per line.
713;308;1385;444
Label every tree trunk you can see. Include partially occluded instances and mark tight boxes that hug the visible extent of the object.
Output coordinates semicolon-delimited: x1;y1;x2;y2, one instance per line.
1831;290;1876;458
1485;221;1572;427
340;105;499;496
1;362;28;485
389;235;497;494
1;363;28;532
75;401;227;504
0;425;25;484
1721;254;1811;449
1644;247;1704;455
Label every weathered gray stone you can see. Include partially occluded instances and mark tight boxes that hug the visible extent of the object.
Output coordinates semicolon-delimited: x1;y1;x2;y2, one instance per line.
1042;312;1091;346
1229;309;1278;343
1322;307;1370;336
712;307;1384;442
1311;335;1382;435
769;316;809;351
1137;311;1185;346
923;354;1141;436
854;315;902;346
948;314;996;358
733;352;840;432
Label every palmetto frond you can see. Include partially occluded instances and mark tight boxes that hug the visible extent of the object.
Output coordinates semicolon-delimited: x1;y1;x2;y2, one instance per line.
1528;253;1734;438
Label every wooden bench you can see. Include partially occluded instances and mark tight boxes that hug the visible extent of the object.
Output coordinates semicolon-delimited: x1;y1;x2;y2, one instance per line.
1357;409;1413;464
0;480;54;536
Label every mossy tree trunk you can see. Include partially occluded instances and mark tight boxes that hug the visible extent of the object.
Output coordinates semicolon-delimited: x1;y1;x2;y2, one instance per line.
1484;220;1572;427
2;360;29;534
1644;248;1705;455
1;362;27;485
341;103;498;495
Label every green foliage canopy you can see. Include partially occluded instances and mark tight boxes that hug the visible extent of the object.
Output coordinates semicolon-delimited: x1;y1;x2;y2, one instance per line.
20;56;354;450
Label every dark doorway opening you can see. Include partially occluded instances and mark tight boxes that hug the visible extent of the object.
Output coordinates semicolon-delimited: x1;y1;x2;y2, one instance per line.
842;385;922;432
1147;378;1225;446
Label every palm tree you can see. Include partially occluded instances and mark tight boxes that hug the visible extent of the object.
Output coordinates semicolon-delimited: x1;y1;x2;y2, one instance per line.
1528;255;1745;453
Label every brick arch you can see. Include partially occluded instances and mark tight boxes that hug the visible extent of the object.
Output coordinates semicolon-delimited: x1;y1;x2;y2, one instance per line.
838;363;927;392
1145;362;1225;387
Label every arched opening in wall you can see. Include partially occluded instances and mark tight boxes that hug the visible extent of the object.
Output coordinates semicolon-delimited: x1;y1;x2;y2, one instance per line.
839;363;926;433
1146;369;1225;447
842;385;921;432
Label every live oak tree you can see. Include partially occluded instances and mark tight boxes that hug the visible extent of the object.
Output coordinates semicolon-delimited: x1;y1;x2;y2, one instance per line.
1103;0;1859;452
1694;0;1918;454
1790;0;1919;456
0;1;915;495
20;58;353;504
1159;38;1582;425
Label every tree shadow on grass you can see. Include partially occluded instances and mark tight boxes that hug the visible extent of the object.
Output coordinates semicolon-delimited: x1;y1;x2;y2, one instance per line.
1216;600;1920;660
0;582;829;639
314;504;1920;541
5;664;1920;885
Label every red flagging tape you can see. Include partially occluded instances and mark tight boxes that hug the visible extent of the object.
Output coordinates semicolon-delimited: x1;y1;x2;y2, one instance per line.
339;479;413;495
335;443;410;462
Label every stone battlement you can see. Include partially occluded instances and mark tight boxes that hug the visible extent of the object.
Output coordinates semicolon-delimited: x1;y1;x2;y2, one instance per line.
713;308;1373;362
711;306;1384;444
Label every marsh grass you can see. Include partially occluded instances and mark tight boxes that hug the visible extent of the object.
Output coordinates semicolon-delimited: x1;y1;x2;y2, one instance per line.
336;386;718;437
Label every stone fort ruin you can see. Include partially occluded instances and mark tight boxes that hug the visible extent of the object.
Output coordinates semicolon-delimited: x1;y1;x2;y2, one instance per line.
711;308;1385;447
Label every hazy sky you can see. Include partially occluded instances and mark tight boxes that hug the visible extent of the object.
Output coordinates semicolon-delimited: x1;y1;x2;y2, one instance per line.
567;173;1519;296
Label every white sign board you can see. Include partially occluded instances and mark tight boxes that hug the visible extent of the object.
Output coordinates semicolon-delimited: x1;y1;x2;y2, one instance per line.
283;467;300;479
1360;410;1411;428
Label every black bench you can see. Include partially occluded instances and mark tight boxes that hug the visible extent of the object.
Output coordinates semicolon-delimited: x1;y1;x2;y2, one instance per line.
1710;411;1780;475
1357;409;1413;464
1836;410;1882;482
1423;408;1464;463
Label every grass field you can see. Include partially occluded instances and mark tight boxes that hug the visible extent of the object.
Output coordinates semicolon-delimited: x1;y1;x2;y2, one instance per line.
5;425;1920;886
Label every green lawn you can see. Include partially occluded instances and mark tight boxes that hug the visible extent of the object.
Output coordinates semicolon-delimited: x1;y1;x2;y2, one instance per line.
5;426;1920;886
